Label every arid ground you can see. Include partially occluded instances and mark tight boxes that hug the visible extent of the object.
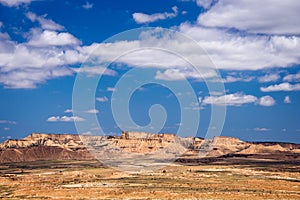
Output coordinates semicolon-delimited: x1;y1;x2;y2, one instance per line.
0;158;299;200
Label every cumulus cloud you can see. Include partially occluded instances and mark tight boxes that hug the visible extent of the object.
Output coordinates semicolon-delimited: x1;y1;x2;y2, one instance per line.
72;66;117;76
179;24;300;70
258;74;280;83
155;68;217;81
155;69;185;81
3;23;298;88
284;96;291;103
84;109;99;114
154;69;217;81
0;65;74;89
260;83;300;92
283;72;300;82
257;95;275;106
81;28;292;72
28;29;81;47
64;109;73;113
0;40;83;70
133;6;178;24
196;0;214;9
202;93;257;106
0;26;83;88
26;12;64;31
96;96;108;102
2;6;300;90
1;24;299;88
197;0;300;35
0;0;33;7
82;1;93;9
217;75;254;83
47;115;85;122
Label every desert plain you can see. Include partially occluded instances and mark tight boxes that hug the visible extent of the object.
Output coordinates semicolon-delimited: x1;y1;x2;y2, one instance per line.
0;132;299;199
1;159;300;199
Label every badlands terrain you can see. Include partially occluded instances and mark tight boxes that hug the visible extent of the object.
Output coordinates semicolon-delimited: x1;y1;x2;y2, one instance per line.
0;132;299;199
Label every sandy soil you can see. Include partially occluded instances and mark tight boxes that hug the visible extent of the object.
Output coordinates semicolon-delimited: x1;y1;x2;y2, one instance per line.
0;159;299;199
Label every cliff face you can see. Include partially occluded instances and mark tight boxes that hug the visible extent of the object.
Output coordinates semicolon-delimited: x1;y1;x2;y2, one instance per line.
0;133;83;150
0;133;94;163
0;132;299;163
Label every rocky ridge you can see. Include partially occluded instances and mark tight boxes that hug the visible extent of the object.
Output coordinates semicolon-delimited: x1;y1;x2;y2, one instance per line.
0;131;299;163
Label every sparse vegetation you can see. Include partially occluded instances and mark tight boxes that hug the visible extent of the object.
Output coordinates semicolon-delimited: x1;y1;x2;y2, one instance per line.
0;133;299;199
0;160;299;199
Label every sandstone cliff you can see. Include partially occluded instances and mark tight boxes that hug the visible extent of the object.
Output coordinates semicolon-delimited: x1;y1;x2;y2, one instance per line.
0;132;299;163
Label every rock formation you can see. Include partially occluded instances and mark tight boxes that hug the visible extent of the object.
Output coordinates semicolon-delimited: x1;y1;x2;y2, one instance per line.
0;132;299;163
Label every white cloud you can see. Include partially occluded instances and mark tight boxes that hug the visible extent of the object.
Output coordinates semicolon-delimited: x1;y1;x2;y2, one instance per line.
3;127;10;131
209;91;227;96
283;72;300;82
202;93;257;106
0;29;83;88
11;26;294;81
284;96;291;104
155;68;216;81
85;109;99;114
26;12;64;31
0;66;74;89
155;69;185;81
64;109;73;113
0;41;83;71
221;76;244;83
2;12;300;89
196;0;214;9
257;95;275;107
1;26;299;89
0;32;10;40
28;30;81;47
96;96;108;102
47;115;85;122
254;127;271;131
0;120;17;124
72;66;117;76
260;83;300;92
0;21;3;28
107;87;115;92
197;0;300;35
258;74;280;83
179;23;300;70
82;1;93;9
133;6;178;24
218;75;254;83
0;0;33;7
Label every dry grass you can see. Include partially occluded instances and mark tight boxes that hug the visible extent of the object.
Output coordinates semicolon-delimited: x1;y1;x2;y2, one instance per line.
0;160;299;199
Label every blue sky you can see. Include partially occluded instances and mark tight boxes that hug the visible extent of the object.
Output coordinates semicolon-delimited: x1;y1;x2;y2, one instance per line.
0;0;300;143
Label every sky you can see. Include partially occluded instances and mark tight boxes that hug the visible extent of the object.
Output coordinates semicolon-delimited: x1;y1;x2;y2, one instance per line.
0;0;300;143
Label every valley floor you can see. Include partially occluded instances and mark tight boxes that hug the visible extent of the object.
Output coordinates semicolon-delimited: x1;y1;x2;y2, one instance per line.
0;159;300;199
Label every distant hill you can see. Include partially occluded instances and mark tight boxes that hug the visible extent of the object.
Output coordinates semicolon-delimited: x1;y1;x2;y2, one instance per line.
0;132;299;163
